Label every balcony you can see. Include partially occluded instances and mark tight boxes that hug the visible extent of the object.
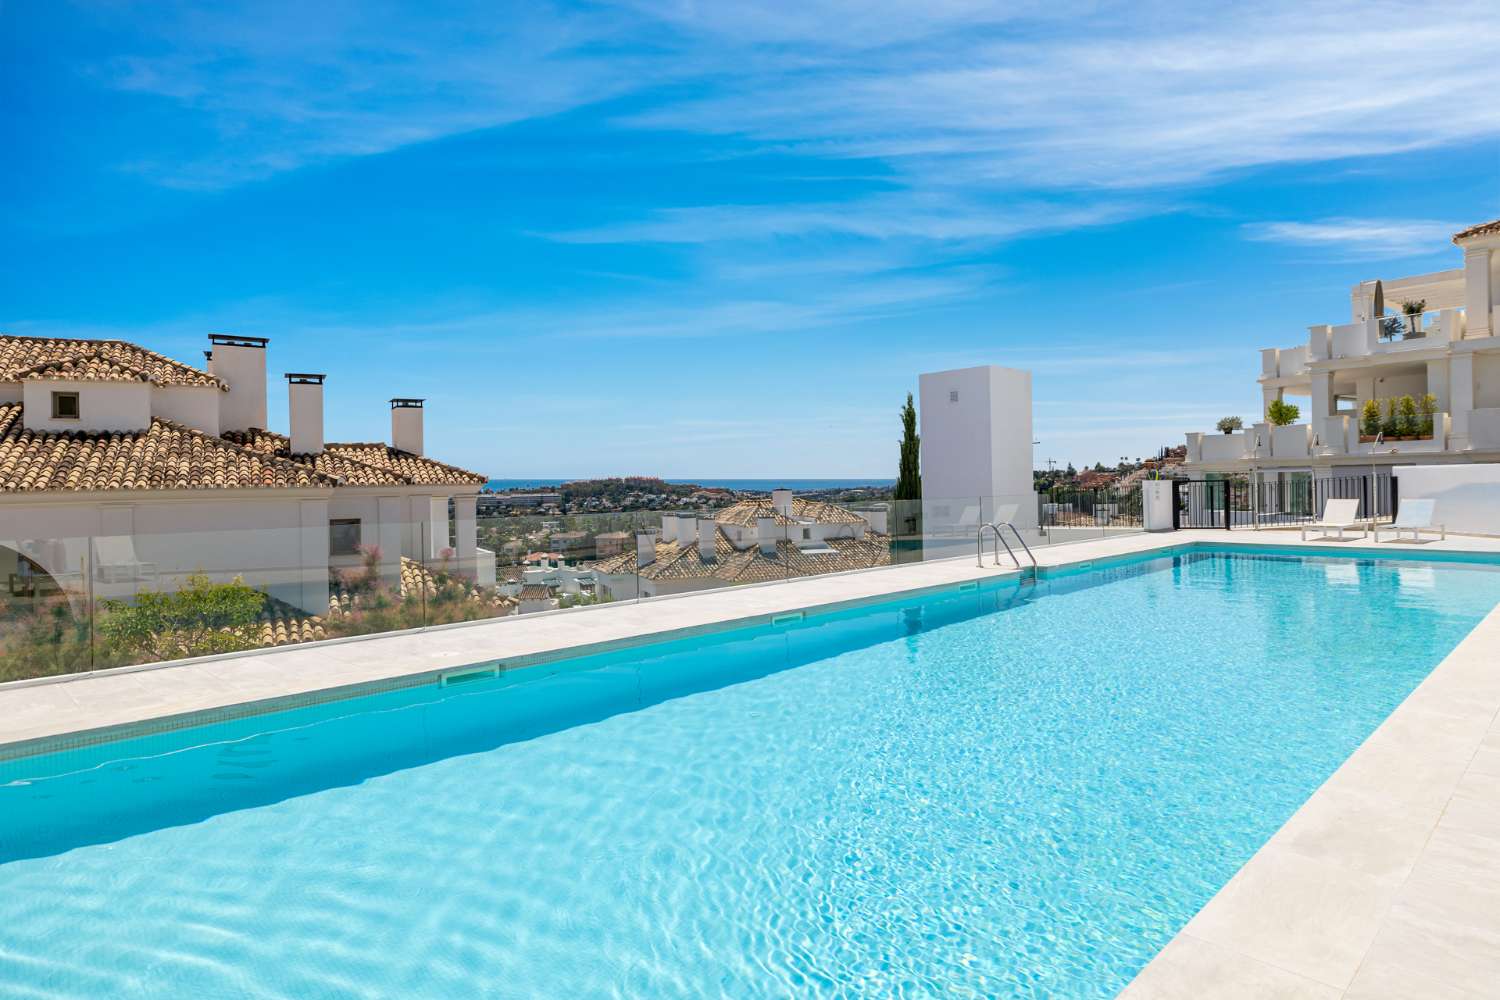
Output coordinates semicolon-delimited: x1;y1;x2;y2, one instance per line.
1185;431;1252;464
1313;309;1462;362
1260;345;1308;380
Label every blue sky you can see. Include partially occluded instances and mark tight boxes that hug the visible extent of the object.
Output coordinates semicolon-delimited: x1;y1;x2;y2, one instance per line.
3;1;1498;479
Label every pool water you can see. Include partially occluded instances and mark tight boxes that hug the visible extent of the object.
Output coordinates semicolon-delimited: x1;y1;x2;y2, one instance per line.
3;550;1499;998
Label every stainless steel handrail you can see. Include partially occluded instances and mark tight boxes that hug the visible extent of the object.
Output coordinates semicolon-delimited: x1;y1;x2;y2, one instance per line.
977;523;1005;567
998;521;1037;571
977;520;1036;571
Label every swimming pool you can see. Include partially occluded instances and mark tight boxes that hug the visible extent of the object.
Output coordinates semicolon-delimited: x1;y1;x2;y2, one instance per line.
3;548;1499;998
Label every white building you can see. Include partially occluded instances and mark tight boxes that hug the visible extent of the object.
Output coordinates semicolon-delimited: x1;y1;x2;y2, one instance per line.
0;333;491;614
917;365;1037;557
1183;219;1500;497
593;490;890;600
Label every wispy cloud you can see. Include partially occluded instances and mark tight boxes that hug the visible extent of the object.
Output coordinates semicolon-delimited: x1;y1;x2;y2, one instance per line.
93;0;1500;195
1241;217;1465;258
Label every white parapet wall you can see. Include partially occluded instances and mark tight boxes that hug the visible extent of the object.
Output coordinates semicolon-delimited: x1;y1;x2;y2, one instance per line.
1394;464;1500;537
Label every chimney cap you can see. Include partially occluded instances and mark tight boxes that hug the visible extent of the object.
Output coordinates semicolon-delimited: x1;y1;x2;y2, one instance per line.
284;372;327;384
208;334;269;348
390;398;425;408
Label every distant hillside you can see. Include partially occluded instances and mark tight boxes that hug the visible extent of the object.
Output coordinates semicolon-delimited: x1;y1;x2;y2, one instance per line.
557;477;722;501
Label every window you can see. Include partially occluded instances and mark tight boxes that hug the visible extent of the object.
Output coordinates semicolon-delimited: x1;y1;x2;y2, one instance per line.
51;391;80;420
329;519;362;556
949;390;959;403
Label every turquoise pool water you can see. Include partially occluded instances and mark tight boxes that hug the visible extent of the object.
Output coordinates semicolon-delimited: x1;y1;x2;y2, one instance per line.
3;549;1499;998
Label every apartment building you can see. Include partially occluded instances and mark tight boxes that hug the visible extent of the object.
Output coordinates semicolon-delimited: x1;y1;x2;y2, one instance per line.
0;333;491;613
1183;219;1500;499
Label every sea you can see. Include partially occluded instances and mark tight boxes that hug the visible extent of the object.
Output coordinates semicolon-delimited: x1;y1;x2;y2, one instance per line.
485;478;894;493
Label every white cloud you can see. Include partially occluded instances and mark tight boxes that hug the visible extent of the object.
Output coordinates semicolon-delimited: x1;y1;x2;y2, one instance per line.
1241;218;1465;258
91;0;1500;195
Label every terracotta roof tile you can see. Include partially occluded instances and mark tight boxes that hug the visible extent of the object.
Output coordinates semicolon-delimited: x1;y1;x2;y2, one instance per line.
715;496;866;527
596;522;890;583
219;429;486;487
0;335;224;389
0;403;337;493
1454;219;1500;242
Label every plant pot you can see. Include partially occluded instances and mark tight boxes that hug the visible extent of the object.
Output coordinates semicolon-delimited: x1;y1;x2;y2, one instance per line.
1358;435;1377;443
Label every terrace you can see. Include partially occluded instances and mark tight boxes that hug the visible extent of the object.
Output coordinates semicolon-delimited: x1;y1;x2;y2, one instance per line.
5;527;1500;999
6;363;1500;998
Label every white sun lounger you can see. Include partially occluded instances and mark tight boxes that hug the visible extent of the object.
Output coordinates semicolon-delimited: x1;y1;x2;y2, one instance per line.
1373;498;1445;543
1300;498;1366;542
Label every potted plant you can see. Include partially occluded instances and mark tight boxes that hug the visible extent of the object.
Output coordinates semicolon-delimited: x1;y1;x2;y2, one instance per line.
1216;415;1243;434
1359;398;1381;442
1418;393;1437;439
1401;299;1427;339
1266;399;1300;426
1395;395;1418;439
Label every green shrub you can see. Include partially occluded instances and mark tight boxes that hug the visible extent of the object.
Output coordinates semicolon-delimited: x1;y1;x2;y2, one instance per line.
96;573;267;664
1215;416;1243;433
1395;395;1419;437
1266;399;1300;426
1418;393;1437;437
1360;399;1382;437
1381;398;1399;437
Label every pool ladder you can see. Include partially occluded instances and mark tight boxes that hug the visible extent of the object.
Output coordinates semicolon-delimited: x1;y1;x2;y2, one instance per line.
978;521;1037;573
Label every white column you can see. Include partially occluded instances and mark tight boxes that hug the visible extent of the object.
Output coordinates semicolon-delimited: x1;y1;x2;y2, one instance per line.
298;499;330;615
429;496;450;561
1261;385;1282;418
1464;249;1493;339
454;495;477;579
1310;372;1333;419
1425;358;1450;413
1450;353;1475;448
376;495;404;592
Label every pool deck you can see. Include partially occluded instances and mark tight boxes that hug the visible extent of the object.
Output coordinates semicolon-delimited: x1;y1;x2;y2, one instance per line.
4;527;1500;997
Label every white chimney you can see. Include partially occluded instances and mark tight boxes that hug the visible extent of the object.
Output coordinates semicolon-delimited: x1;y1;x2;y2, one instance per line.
862;504;889;535
209;334;268;432
636;531;657;568
698;518;717;562
771;488;794;516
391;398;424;455
661;513;682;543
757;515;778;556
286;373;325;455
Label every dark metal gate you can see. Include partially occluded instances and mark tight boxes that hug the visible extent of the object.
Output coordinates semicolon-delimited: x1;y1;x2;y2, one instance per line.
1173;474;1396;530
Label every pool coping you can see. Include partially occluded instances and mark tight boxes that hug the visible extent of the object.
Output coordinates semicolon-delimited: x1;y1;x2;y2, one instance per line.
4;528;1500;995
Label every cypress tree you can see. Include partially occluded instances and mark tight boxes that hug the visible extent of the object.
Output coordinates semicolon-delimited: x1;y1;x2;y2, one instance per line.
895;392;921;501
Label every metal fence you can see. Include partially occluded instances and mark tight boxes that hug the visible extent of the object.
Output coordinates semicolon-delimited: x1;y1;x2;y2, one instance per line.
1037;485;1143;530
1173;475;1396;530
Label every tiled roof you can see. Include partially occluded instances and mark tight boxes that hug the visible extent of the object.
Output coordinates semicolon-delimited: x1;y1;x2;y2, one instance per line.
1453;219;1500;242
0;336;225;389
518;583;553;600
0;404;337;493
324;442;487;487
596;524;890;583
715;496;867;527
220;429;486;487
